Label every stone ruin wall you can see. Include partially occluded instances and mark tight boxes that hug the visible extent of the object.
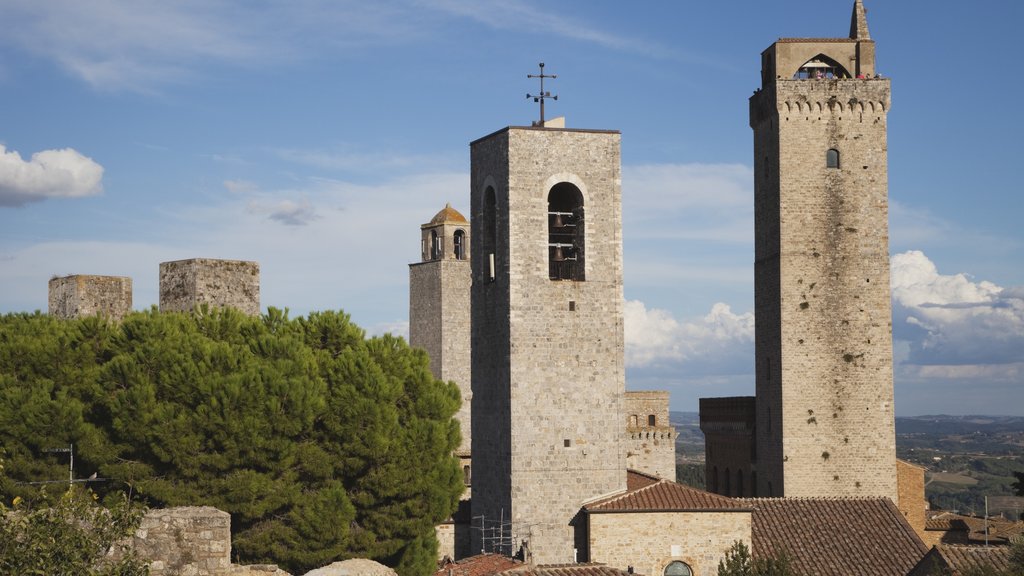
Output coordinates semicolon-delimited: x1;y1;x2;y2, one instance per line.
159;259;260;316
48;274;133;321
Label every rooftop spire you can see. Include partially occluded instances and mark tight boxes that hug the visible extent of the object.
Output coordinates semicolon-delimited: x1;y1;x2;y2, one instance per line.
850;0;871;40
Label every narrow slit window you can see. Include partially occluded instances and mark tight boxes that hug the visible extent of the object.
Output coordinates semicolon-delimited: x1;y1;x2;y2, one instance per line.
826;148;840;169
430;230;441;260
454;229;466;260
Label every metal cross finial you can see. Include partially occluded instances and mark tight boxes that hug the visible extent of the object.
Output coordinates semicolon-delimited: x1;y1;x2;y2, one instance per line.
527;62;557;127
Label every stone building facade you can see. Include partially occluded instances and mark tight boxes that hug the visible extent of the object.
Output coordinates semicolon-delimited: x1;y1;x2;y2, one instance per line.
159;258;260;316
703;0;897;503
409;204;473;464
624;391;676;481
48;274;132;321
699;397;755;497
470;124;626;565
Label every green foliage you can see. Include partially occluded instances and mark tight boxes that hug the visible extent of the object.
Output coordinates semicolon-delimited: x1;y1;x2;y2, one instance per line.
718;541;797;576
675;462;706;490
0;308;463;576
1013;471;1024;497
0;486;149;576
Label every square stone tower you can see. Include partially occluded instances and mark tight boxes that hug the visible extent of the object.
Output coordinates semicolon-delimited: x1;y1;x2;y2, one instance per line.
749;0;896;501
409;204;473;467
159;258;260;316
470;124;626;564
48;274;133;321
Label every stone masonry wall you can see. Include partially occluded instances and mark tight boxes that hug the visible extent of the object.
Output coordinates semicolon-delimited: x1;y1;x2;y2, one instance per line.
897;459;927;541
160;259;260;316
587;511;751;576
470;126;626;565
624;391;676;481
48;274;132;321
132;507;232;575
751;76;896;502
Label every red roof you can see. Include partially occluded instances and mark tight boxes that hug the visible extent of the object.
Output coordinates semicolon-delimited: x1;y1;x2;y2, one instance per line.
436;554;521;576
746;497;928;576
585;477;749;513
909;545;1012;576
498;565;637;576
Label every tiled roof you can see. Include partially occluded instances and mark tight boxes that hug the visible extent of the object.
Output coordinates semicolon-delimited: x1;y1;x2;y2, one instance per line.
435;554;521;576
428;203;468;226
910;545;1012;576
497;564;637;576
745;497;928;576
585;478;749;513
925;511;1024;545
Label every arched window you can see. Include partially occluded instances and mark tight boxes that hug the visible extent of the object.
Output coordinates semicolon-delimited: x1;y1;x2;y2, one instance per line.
430;230;441;260
648;414;656;426
629;414;638;427
737;469;745;497
711;466;719;493
664;561;692;576
482;187;497;281
454;229;466;260
751;471;758;497
724;468;732;496
463;465;471;486
826;148;840;169
795;54;851;79
548;183;584;281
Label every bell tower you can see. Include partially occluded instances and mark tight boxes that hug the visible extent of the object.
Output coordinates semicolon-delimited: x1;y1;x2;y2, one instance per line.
470;122;626;564
409;204;472;461
750;0;896;502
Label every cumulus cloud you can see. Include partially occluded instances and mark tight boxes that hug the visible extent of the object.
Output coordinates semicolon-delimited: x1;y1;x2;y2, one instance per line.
624;299;754;372
0;145;104;207
891;250;1024;367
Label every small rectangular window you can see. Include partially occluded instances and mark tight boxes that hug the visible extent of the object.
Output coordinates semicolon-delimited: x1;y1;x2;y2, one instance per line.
563;439;571;447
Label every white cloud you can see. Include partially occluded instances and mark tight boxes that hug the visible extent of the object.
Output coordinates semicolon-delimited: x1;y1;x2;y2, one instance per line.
891;250;1024;367
0;145;104;207
624;299;753;371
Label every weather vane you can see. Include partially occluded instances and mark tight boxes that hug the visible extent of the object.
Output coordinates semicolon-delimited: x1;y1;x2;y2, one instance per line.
527;62;557;127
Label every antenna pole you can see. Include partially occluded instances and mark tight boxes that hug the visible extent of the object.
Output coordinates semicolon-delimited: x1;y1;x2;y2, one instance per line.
527;62;558;126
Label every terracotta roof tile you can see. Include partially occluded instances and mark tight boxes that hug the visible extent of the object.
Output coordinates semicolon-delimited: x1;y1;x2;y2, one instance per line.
428;203;468;226
625;469;661;491
436;554;521;576
911;545;1012;576
744;497;928;576
498;564;637;576
586;479;749;513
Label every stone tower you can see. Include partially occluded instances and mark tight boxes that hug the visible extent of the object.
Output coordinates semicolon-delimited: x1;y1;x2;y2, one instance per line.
48;274;133;321
750;0;896;501
409;204;472;467
470;124;626;564
159;258;260;316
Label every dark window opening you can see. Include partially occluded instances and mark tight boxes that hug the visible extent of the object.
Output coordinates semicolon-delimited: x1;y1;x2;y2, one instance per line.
463;465;471;486
548;183;585;281
483;187;497;281
795;54;851;79
711;466;719;493
724;468;732;496
430;230;441;260
827;148;840;169
454;229;466;260
751;471;758;497
647;414;656;426
563;439;571;447
737;469;744;497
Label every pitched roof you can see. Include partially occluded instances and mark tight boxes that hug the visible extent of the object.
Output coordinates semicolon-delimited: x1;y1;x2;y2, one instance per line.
625;469;661;491
926;511;1024;545
497;564;637;576
585;478;749;513
910;545;1012;576
435;554;521;576
745;497;928;576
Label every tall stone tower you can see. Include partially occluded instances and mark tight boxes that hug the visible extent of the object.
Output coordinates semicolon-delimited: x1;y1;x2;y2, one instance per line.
159;258;260;316
470;124;626;564
750;0;896;501
409;204;472;468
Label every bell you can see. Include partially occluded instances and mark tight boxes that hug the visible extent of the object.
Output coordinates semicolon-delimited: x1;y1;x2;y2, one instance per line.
553;213;564;228
554;245;564;261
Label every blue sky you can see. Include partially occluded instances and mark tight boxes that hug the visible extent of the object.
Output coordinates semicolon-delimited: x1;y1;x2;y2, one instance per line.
1;1;1021;416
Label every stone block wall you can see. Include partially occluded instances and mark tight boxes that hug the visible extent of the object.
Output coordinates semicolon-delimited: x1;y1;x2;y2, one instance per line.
159;259;260;316
470;126;626;565
897;459;927;539
585;511;751;576
751;75;896;502
48;274;132;321
625;391;677;481
132;507;232;575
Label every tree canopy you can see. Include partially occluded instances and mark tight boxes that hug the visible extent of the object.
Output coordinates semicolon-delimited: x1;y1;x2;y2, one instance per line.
0;308;464;576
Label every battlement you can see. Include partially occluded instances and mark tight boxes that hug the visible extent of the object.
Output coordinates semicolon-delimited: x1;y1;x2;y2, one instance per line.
750;78;890;128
